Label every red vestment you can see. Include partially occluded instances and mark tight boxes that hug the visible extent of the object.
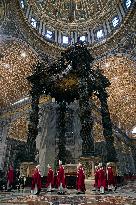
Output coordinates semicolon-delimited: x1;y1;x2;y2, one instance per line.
76;167;86;192
57;165;65;188
107;167;115;186
31;168;42;190
97;167;106;188
46;168;54;188
94;169;99;188
7;166;14;185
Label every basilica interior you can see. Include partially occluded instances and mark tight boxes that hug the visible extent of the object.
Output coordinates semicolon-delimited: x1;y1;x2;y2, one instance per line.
0;0;136;204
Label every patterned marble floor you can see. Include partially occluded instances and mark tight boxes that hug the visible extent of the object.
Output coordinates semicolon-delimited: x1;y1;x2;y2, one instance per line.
0;181;136;205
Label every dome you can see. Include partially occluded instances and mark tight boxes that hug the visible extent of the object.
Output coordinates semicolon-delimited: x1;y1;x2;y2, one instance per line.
27;0;120;31
19;0;133;47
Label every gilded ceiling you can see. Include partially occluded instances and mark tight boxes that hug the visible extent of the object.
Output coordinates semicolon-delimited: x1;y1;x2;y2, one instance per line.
8;116;28;142
28;0;120;31
0;40;37;108
96;56;136;131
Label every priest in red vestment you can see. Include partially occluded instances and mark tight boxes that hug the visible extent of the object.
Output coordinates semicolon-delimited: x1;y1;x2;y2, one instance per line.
7;165;14;190
31;165;42;195
93;165;99;191
97;163;106;194
57;160;65;194
46;164;54;192
76;163;86;193
106;163;115;191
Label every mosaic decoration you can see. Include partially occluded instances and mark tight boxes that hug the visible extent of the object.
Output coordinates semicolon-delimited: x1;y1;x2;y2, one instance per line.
94;56;136;131
0;40;37;108
28;0;120;31
8;116;28;141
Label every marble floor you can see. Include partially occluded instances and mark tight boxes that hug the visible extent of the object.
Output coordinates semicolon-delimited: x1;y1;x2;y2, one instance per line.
0;181;136;205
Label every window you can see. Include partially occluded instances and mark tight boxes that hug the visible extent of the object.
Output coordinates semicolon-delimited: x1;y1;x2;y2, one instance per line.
125;0;132;8
132;127;136;134
112;16;120;27
45;30;53;39
80;36;86;42
63;36;68;44
31;17;37;28
96;29;104;39
12;97;29;105
20;0;25;9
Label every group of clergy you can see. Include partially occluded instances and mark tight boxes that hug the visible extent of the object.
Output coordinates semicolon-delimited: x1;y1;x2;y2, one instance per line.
7;161;116;195
31;160;86;195
94;163;117;194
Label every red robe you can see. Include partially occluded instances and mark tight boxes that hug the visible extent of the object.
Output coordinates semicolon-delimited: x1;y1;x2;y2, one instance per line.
97;167;106;188
31;168;42;190
94;169;99;188
76;167;86;192
57;165;65;188
7;166;14;185
46;168;54;188
107;167;115;186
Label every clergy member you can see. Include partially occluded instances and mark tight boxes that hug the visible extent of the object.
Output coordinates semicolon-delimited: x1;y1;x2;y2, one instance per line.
31;165;42;195
7;165;14;191
46;164;54;192
57;160;65;194
76;162;86;193
106;163;115;191
93;165;99;191
97;163;106;194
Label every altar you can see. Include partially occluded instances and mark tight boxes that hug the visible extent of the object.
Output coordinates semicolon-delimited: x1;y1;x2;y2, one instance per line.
20;162;35;177
64;164;77;188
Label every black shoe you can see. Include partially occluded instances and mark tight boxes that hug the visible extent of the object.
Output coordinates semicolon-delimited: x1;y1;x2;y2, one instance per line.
114;186;117;191
77;191;81;194
58;191;64;195
35;189;41;195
